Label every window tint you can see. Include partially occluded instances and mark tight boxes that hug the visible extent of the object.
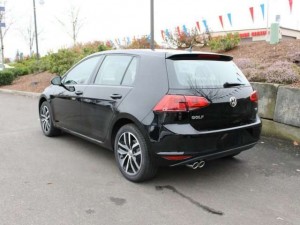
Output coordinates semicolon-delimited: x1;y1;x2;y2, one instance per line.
167;60;250;88
63;56;100;85
121;57;137;86
94;55;133;85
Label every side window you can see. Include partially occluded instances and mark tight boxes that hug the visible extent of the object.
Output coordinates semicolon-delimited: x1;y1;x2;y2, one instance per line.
121;57;137;86
94;55;132;85
63;56;100;85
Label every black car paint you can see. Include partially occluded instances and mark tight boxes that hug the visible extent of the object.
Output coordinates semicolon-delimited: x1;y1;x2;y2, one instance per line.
39;50;261;166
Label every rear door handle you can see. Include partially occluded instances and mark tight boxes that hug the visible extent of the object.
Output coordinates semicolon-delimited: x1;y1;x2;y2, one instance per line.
75;90;83;95
110;94;122;99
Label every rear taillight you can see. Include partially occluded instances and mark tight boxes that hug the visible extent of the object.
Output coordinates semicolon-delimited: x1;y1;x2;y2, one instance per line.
250;91;258;102
153;95;210;112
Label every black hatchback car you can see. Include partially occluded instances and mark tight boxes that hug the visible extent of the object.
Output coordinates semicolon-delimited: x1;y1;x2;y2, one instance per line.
39;49;261;182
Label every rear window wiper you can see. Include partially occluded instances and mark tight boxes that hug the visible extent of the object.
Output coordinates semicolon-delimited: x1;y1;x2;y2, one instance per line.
223;82;245;88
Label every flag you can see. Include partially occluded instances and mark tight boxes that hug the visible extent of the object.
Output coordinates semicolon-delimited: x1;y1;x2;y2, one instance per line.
289;0;293;13
260;4;265;19
202;20;208;32
0;6;5;12
182;25;188;35
227;13;232;26
219;15;224;29
249;7;254;22
165;29;170;38
196;21;200;32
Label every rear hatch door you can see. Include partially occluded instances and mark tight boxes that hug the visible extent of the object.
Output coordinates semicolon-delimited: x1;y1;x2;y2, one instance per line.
166;53;258;131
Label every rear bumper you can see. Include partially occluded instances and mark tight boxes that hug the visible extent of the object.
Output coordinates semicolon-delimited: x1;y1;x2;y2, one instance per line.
149;117;262;166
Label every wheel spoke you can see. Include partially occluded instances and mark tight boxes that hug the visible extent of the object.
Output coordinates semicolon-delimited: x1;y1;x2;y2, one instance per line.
128;133;132;149
118;143;130;151
125;157;130;172
133;150;141;157
130;158;136;174
117;148;128;155
120;154;128;167
131;156;140;171
132;142;139;150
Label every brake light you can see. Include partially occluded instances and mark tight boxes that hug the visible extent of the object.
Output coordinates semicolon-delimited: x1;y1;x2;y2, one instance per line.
250;91;258;102
153;95;210;112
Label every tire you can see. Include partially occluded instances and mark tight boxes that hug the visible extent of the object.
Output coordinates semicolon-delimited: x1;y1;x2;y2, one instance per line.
114;124;157;182
39;101;61;137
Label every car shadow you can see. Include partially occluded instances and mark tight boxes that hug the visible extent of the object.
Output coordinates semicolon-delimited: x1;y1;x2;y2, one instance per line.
54;132;252;186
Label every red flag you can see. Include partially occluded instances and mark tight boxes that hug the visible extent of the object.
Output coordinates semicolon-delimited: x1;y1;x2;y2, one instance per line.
249;7;254;22
219;15;224;29
161;30;165;40
196;21;200;31
289;0;293;13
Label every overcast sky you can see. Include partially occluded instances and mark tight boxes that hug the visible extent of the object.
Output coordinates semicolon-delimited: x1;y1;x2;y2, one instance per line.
2;0;300;59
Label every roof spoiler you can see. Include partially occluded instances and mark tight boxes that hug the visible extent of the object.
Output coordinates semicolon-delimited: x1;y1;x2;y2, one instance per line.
166;54;233;61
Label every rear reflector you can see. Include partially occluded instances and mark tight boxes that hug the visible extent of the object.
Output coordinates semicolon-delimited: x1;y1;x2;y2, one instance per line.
250;91;258;102
161;155;192;161
153;95;210;112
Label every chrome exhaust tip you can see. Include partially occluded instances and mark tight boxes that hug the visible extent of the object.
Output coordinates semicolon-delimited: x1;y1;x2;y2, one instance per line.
186;161;205;169
186;161;200;169
198;160;205;168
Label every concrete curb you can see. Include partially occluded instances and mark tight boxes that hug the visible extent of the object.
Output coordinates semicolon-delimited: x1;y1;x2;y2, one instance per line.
261;119;300;143
0;88;40;99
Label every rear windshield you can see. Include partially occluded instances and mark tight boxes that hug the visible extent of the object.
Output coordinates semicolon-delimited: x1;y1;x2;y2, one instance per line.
166;59;250;89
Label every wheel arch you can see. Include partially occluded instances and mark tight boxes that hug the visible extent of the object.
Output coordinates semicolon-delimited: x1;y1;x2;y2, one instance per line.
109;114;148;150
38;95;48;111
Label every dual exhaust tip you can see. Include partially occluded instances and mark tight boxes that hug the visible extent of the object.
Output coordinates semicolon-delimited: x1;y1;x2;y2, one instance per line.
186;160;205;169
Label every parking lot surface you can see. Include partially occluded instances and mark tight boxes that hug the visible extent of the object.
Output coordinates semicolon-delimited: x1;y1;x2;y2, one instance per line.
0;92;299;225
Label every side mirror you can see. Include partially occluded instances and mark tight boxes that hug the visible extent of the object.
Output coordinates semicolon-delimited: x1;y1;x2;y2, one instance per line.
51;76;62;86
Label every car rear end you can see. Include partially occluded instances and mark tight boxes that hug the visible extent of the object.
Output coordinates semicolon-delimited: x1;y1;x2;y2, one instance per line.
148;52;261;166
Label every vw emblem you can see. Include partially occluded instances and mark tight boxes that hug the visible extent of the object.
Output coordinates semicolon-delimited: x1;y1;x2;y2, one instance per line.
229;97;237;107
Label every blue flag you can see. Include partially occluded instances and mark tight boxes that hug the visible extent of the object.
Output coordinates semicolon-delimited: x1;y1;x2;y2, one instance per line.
202;20;208;32
260;4;265;20
227;13;232;26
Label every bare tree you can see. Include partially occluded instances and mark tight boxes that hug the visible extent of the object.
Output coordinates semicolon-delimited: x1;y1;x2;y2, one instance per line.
19;19;38;57
56;6;84;45
0;1;14;66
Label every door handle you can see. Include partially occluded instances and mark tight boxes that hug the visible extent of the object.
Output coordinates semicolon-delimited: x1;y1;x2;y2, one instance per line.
110;94;122;99
75;90;83;95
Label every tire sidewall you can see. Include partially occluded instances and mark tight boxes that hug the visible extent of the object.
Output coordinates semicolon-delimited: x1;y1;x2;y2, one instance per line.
39;101;56;136
114;124;153;182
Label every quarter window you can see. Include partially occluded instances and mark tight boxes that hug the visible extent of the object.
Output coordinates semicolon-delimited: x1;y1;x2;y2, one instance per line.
94;55;133;85
63;56;100;85
121;57;138;86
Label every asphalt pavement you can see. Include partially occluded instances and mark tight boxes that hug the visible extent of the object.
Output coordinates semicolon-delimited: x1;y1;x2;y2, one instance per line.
0;92;299;225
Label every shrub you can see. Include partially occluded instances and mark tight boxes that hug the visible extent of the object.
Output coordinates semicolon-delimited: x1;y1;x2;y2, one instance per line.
234;58;256;70
47;49;81;75
164;28;211;49
209;33;240;52
245;61;300;84
9;67;29;77
262;61;300;84
0;70;15;85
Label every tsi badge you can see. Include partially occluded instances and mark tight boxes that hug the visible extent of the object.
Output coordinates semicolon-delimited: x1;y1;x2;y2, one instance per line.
229;96;237;108
191;115;204;120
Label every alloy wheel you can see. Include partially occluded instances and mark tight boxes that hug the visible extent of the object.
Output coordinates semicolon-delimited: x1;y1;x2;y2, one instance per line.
40;105;51;133
117;132;142;176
